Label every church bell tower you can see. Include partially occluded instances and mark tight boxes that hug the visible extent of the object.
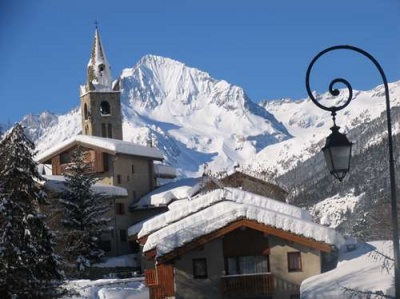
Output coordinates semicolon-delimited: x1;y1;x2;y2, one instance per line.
80;26;123;140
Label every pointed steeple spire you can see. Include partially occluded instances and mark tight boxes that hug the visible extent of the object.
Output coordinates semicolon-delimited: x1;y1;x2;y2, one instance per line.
86;26;113;91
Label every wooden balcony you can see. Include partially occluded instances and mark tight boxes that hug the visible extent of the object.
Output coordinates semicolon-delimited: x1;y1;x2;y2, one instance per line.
221;273;274;298
145;269;158;286
145;265;175;299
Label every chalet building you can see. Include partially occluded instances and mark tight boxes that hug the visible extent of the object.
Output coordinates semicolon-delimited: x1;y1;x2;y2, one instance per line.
35;27;175;256
207;171;288;202
129;187;344;299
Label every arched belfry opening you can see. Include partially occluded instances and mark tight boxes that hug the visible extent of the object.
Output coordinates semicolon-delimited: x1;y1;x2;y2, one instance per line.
100;101;111;115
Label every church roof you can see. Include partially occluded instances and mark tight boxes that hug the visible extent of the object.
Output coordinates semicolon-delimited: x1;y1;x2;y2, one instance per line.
35;135;164;163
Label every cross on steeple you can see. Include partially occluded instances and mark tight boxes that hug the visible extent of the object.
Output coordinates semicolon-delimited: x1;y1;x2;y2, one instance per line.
94;20;99;29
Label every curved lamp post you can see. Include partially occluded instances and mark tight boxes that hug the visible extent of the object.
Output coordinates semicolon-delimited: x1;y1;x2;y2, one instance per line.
305;45;399;297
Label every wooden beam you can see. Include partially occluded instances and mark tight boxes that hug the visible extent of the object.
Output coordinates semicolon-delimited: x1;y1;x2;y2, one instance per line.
239;219;332;253
155;218;332;264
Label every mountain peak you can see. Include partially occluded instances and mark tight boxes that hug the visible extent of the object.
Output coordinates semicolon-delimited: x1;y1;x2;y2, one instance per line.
27;54;293;177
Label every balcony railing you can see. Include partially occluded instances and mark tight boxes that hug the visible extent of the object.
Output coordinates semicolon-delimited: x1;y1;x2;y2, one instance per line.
221;272;274;298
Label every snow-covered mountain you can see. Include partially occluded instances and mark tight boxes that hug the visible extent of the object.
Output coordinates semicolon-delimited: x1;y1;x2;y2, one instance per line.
251;81;400;176
14;53;400;182
25;55;291;177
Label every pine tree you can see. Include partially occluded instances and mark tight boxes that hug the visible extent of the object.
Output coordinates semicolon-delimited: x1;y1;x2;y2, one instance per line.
0;123;64;299
59;146;111;271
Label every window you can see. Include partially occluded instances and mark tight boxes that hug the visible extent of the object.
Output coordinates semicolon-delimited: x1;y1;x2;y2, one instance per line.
103;153;109;171
84;103;89;120
102;123;107;137
117;175;121;184
60;152;70;164
193;258;208;279
287;252;302;272
120;229;127;242
100;101;111;115
116;202;125;215
290;295;300;299
131;164;135;174
101;123;112;138
127;175;130;182
226;255;269;275
107;124;112;138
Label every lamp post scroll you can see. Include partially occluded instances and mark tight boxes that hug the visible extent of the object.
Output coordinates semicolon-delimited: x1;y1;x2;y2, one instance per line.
305;45;400;297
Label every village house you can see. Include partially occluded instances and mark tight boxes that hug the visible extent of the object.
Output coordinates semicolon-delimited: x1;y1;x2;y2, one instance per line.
129;186;344;299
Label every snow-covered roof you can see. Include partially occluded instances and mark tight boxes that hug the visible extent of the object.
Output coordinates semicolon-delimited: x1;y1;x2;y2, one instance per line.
143;200;344;258
35;134;164;163
129;187;312;238
154;163;176;179
132;177;202;208
301;241;394;298
42;175;128;197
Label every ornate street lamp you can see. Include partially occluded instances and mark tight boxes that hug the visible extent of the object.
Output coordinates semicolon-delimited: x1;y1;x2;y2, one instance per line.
322;124;352;182
305;45;400;297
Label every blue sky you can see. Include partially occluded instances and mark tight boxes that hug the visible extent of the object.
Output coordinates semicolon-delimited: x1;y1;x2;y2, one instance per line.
0;0;399;123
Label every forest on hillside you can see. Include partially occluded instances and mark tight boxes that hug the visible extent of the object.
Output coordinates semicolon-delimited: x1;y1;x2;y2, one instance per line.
277;107;400;241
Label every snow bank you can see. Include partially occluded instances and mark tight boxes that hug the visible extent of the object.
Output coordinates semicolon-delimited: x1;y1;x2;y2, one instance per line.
64;278;147;299
301;241;395;298
98;286;148;299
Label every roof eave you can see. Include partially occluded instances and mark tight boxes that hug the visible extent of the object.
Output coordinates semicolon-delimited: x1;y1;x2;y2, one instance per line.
145;218;334;264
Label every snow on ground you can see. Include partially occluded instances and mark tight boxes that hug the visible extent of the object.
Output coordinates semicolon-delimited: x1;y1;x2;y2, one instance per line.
310;191;362;228
301;241;395;298
64;278;148;299
61;254;148;299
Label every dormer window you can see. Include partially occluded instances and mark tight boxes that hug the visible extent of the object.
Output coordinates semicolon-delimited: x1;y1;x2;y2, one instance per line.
100;101;111;115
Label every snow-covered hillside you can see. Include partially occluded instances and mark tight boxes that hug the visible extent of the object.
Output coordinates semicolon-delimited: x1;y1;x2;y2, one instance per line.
254;81;400;175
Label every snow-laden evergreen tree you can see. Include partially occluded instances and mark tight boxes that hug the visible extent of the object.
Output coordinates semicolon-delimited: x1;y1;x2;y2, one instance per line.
59;146;111;271
0;123;64;299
